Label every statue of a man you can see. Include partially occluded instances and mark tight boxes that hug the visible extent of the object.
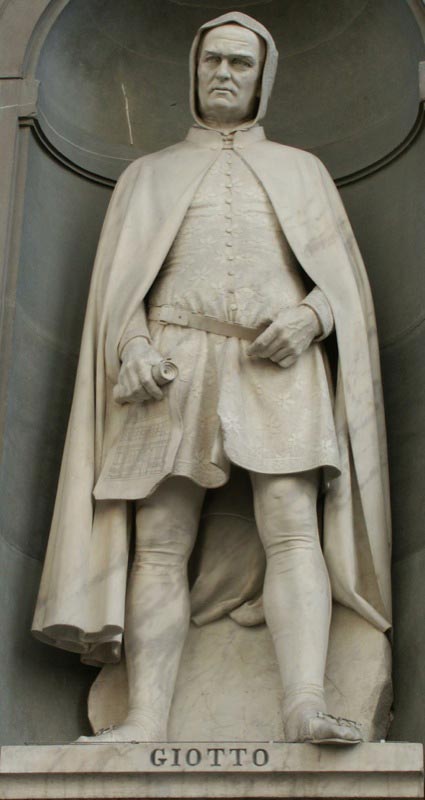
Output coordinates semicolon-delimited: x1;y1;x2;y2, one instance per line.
32;12;392;745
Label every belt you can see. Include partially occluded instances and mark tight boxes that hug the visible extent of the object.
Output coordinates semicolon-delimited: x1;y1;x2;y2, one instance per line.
148;305;262;342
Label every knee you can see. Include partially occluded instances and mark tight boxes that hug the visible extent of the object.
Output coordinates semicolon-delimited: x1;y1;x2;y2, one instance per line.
134;504;197;570
253;474;319;552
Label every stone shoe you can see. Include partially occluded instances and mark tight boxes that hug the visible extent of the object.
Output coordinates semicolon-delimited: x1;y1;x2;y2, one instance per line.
293;711;363;745
74;722;162;744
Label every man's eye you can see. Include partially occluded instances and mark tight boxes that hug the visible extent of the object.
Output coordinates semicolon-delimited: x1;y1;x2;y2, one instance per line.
232;58;251;68
205;55;220;63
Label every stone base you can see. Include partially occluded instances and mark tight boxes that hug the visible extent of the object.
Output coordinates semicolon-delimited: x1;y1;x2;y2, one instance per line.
90;607;393;742
0;742;423;799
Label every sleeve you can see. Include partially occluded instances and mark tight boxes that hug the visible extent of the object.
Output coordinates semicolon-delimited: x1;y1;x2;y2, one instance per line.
118;302;151;359
300;286;334;341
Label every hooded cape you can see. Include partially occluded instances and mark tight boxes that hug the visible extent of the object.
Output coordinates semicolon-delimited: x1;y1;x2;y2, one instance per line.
32;13;392;666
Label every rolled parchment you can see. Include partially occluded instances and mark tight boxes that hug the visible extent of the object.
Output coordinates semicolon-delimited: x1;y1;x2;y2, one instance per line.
113;359;178;404
152;359;178;386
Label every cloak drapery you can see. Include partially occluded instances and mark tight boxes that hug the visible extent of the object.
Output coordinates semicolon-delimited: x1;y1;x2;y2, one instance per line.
32;13;391;667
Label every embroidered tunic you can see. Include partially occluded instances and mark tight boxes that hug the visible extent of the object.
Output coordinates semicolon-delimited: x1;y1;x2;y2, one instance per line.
96;137;340;497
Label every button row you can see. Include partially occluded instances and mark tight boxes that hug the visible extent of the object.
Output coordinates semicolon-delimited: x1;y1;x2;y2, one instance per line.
223;152;235;270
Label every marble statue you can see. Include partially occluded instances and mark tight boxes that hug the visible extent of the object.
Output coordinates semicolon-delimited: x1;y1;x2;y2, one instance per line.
32;12;392;745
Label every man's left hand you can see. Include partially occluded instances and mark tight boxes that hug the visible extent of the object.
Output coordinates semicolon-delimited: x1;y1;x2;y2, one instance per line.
247;305;321;368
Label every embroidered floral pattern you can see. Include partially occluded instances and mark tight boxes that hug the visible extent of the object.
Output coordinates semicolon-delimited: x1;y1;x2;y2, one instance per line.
105;148;341;493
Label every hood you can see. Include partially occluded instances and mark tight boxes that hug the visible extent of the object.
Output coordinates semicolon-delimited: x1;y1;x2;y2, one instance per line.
189;11;279;129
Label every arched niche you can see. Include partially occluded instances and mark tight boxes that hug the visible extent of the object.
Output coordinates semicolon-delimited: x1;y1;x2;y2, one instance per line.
0;0;424;745
34;0;423;180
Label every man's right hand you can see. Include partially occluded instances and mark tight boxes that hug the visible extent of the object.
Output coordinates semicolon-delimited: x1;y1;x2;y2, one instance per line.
113;338;164;404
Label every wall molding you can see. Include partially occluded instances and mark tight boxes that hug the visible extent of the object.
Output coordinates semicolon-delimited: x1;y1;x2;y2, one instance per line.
25;99;425;190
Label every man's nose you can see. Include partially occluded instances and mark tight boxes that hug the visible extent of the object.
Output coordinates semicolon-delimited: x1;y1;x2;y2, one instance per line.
215;60;231;80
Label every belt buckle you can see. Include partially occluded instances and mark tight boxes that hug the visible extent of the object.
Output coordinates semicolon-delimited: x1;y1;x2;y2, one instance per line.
173;308;190;327
159;306;189;327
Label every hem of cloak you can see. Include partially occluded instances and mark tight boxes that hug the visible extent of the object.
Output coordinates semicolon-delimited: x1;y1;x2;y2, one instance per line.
32;624;124;667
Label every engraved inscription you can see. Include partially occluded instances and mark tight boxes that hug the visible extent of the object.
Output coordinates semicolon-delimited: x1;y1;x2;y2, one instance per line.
150;746;270;769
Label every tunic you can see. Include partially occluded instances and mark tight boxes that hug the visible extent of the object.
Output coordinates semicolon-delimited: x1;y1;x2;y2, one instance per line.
95;134;340;497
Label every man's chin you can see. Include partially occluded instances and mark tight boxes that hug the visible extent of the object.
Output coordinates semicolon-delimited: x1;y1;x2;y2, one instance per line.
209;96;234;105
203;99;239;117
199;101;247;127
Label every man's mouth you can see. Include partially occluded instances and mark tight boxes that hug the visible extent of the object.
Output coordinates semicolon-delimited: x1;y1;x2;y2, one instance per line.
210;87;235;94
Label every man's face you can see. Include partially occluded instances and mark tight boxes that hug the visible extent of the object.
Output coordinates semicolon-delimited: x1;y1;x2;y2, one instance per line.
197;25;265;128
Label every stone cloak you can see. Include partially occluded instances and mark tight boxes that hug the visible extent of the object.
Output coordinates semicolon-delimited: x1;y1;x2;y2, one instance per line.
31;125;392;665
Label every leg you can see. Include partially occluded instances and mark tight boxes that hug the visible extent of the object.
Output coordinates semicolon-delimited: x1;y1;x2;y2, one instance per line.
78;476;205;743
250;470;361;744
125;476;205;739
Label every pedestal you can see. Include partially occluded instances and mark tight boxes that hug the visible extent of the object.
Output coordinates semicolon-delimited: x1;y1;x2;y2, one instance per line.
0;742;423;799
